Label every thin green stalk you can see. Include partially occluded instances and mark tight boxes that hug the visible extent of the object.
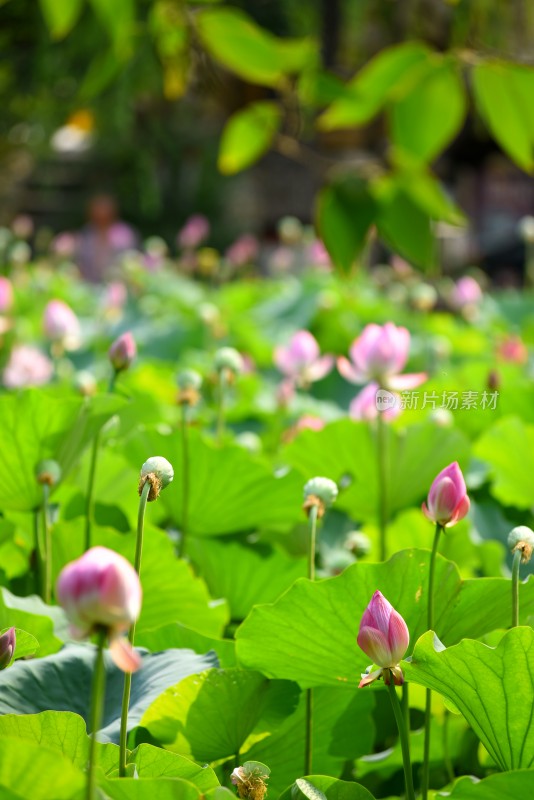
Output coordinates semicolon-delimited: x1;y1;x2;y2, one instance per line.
33;508;45;597
216;370;226;443
41;484;51;604
118;479;150;776
84;372;117;552
422;523;442;800
442;708;455;784
512;549;521;627
86;627;107;800
387;678;416;800
178;403;189;558
376;410;388;561
304;504;319;774
401;682;410;744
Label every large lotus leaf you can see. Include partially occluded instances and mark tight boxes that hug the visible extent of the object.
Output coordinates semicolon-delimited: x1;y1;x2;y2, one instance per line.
188;538;307;620
235;549;534;688
126;744;219;789
474;416;534;509
0;711;118;773
0;390;125;512
136;624;236;668
101;777;201;800
51;521;228;637
282;420;470;529
0;735;85;799
0;589;64;656
123;426;305;535
403;627;534;771
141;668;299;762
445;770;534;799
243;687;375;799
279;776;375;800
0;644;217;743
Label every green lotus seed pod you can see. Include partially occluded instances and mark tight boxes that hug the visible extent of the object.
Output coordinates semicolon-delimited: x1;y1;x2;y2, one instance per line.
35;459;62;487
303;476;338;508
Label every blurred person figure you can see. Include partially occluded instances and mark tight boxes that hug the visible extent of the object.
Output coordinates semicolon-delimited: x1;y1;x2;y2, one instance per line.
77;194;137;283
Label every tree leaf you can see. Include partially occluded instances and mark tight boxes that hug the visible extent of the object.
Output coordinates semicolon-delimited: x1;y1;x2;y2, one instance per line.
235;548;534;689
316;177;376;274
218;102;282;175
39;0;84;39
374;181;435;269
403;627;534;770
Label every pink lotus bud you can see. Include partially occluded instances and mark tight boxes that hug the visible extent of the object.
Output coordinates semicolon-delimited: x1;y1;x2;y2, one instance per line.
422;461;470;527
3;345;53;389
103;281;128;311
109;332;136;372
357;591;409;686
43;300;81;348
274;331;333;387
56;546;142;673
338;322;426;390
0;627;16;670
0;277;14;314
177;215;210;250
295;415;325;433
451;276;482;309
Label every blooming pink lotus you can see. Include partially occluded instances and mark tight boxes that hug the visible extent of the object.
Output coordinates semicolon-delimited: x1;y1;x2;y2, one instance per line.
357;590;409;687
177;215;210;250
56;546;142;672
338;322;426;390
3;345;53;389
109;332;136;372
349;382;401;422
274;330;333;388
422;461;470;528
43;299;81;349
0;277;13;314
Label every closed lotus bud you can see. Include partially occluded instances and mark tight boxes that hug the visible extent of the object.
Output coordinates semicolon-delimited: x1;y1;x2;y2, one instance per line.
303;476;338;518
358;591;409;687
422;461;470;528
508;526;534;564
35;459;62;487
56;547;142;672
177;369;202;406
139;456;174;501
0;627;16;670
43;299;81;349
214;347;244;377
109;332;136;372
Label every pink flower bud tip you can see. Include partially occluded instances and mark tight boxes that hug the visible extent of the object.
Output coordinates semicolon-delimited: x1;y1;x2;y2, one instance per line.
0;627;16;670
422;461;470;528
357;591;409;688
109;332;136;372
56;546;142;673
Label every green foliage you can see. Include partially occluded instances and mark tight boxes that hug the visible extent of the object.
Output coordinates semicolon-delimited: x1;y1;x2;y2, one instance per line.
218;102;282;174
316;177;376;274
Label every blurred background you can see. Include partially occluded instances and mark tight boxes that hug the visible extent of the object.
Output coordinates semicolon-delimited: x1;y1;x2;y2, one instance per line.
1;0;534;284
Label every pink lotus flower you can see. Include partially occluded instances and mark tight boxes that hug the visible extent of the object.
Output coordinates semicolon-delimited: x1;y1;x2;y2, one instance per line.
422;461;470;528
0;277;13;313
307;240;331;270
274;331;333;388
357;590;409;687
497;335;528;365
338;322;426;390
451;276;482;309
349;382;401;422
109;332;136;372
177;215;210;250
43;300;81;349
3;346;53;389
0;627;15;670
52;232;77;258
108;222;136;251
56;546;142;672
226;234;259;267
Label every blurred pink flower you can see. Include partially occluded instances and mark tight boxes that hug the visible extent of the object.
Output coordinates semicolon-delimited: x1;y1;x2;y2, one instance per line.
177;215;210;250
103;281;127;311
338;322;426;390
422;461;470;528
11;214;33;240
109;332;136;373
0;277;13;314
226;234;259;267
451;276;482;309
108;222;136;251
270;246;294;273
496;335;528;365
295;415;325;433
52;232;78;258
349;382;401;422
308;240;331;270
274;330;333;388
43;300;81;349
3;345;53;388
56;546;142;672
358;590;409;688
